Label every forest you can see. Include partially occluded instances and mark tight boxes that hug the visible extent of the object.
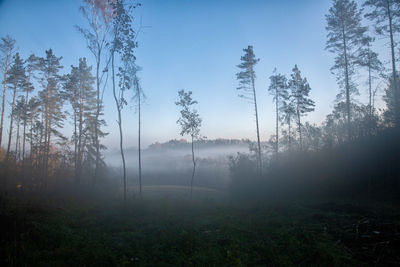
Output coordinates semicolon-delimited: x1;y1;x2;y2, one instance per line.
1;0;400;266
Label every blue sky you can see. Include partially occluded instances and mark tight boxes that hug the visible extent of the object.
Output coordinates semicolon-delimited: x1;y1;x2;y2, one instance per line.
0;0;388;148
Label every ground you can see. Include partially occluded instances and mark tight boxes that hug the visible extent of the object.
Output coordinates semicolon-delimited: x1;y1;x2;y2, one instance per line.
1;186;400;266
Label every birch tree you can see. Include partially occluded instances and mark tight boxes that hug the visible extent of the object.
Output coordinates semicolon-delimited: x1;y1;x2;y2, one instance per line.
176;90;202;197
77;0;114;185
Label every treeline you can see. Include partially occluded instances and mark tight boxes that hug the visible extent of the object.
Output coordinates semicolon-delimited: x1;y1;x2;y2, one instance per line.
1;0;400;202
230;0;400;201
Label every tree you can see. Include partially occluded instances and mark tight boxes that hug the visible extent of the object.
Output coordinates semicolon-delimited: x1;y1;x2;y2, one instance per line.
236;46;262;173
383;72;400;126
281;93;297;151
109;0;139;202
64;58;96;186
358;35;383;116
5;53;26;161
0;35;16;148
268;69;288;155
21;54;37;166
175;90;202;197
288;65;315;150
364;0;400;126
133;70;145;199
77;0;114;185
326;0;367;138
36;49;65;188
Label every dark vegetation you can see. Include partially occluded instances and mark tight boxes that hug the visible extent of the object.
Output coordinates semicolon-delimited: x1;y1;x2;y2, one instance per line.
1;0;400;266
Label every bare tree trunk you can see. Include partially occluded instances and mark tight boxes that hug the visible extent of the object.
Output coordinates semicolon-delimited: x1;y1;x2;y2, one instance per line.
15;115;20;161
111;52;127;203
29;107;34;168
297;108;302;150
251;73;262;175
6;85;17;161
22;90;29;167
0;54;10;148
138;86;142;199
342;24;352;140
190;135;196;197
387;1;399;127
275;87;279;156
94;50;101;188
368;47;373;117
288;114;292;151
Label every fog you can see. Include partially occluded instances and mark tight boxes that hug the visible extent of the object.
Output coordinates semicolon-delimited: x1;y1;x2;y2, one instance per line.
2;0;400;265
106;140;249;191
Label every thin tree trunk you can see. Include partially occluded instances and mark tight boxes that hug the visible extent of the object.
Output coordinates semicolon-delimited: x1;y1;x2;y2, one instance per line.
387;2;399;127
29;107;34;168
6;85;17;161
94;50;101;187
15;116;20;160
251;73;262;175
77;91;84;185
288;115;292;151
111;52;127;203
190;135;196;197
138;86;142;199
342;24;352;140
297;108;302;150
22;90;29;167
275;88;279;156
0;54;9;148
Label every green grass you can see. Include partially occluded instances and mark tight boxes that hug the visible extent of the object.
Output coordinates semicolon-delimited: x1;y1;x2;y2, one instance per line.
1;191;399;266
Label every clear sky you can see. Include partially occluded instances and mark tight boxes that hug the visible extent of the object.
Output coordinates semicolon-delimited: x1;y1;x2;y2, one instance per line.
0;0;388;149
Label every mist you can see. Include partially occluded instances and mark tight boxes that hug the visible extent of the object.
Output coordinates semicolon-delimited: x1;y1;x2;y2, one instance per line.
2;0;400;266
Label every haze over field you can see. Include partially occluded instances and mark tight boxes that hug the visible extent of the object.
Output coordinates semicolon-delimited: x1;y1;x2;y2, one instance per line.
1;0;400;266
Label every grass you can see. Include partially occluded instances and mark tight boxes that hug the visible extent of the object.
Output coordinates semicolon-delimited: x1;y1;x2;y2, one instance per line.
1;188;399;266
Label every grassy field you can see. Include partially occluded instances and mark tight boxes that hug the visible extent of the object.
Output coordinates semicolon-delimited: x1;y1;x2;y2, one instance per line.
1;186;400;266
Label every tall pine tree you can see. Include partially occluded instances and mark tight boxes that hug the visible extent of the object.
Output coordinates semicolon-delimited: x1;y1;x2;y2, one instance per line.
326;0;367;139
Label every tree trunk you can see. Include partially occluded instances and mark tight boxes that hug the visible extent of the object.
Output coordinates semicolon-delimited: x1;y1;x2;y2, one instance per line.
386;1;399;127
6;85;17;161
251;73;262;175
190;135;196;197
288;115;292;151
15;116;20;161
22;90;29;167
93;50;101;187
0;54;9;148
297;108;302;150
275;87;279;156
342;24;352;140
111;52;127;203
138;86;142;199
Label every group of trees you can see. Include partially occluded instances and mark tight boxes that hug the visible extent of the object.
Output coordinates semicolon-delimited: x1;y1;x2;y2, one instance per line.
236;46;315;169
0;0;144;202
235;0;400;173
1;0;400;199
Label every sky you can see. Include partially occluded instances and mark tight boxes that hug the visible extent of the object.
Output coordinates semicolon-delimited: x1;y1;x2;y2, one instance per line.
0;0;390;149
